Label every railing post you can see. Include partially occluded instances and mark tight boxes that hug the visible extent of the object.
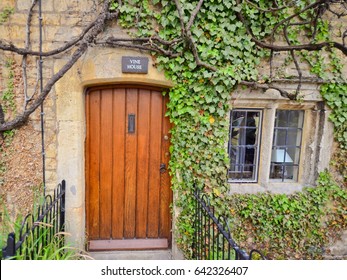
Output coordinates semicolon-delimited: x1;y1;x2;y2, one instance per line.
236;247;250;260
60;180;66;232
3;232;16;259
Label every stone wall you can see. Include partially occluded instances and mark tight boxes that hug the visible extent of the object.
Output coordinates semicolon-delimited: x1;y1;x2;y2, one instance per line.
0;0;100;207
0;0;346;259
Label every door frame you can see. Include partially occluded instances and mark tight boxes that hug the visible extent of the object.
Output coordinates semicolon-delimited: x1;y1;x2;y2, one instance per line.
85;85;173;251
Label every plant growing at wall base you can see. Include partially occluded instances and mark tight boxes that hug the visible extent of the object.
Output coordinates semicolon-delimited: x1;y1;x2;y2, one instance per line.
227;171;347;259
12;228;91;260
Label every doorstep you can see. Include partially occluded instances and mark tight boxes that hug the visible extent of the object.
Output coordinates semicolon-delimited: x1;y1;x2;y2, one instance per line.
88;250;173;260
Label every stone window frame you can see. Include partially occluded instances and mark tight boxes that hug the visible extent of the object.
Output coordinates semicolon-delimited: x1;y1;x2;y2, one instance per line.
228;97;328;194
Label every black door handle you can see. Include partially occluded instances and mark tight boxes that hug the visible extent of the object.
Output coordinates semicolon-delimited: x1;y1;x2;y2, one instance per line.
160;163;166;174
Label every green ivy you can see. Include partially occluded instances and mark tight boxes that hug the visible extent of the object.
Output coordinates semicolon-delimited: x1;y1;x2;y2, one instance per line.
113;0;347;258
320;83;347;149
228;172;347;259
1;58;16;114
0;6;14;24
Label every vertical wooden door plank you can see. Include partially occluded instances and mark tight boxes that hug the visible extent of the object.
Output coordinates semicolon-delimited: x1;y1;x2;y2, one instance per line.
112;88;126;239
136;89;151;238
85;92;90;240
159;93;172;239
147;91;163;238
87;90;101;239
124;88;138;238
99;89;113;239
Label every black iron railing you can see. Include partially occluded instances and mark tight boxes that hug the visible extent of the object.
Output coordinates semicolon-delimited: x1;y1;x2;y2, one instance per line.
193;187;266;260
2;180;66;259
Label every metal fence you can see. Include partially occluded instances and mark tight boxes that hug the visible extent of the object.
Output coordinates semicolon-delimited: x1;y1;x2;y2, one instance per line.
2;180;66;259
193;188;266;260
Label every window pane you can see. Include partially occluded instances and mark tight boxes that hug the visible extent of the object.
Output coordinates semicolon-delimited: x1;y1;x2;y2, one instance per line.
270;110;304;182
288;111;304;128
245;146;257;165
245;128;257;145
273;129;302;147
230;146;245;165
229;165;256;181
269;165;299;181
273;129;287;146
274;110;288;127
231;111;246;126
287;129;302;146
275;110;304;128
229;109;262;182
243;165;255;180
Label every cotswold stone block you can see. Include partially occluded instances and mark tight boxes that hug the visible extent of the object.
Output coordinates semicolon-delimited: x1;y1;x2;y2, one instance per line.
62;15;83;26
8;13;27;26
45;170;57;185
57;120;85;208
0;24;25;41
65;207;85;249
17;0;53;12
54;0;97;14
45;26;82;42
45;158;57;170
53;0;78;12
0;0;15;10
41;14;61;26
45;143;57;159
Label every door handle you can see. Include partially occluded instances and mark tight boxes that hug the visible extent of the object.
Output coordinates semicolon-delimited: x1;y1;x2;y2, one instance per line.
160;163;166;174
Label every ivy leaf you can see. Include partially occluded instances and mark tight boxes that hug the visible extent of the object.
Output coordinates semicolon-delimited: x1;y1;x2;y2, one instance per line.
209;106;216;113
216;85;224;93
213;188;221;196
188;62;197;70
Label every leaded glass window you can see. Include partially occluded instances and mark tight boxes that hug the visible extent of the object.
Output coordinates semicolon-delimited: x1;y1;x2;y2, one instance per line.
228;109;262;182
270;110;304;181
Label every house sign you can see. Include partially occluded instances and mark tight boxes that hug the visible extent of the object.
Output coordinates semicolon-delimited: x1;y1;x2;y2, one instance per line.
122;56;149;73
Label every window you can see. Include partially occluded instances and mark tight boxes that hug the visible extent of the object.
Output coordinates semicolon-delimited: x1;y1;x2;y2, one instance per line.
270;110;304;182
228;109;262;182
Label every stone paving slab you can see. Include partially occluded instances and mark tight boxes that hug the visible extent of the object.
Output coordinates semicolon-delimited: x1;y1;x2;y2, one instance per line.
88;250;172;260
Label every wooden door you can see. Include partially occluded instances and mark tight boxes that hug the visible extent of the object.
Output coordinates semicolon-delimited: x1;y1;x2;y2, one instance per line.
85;86;172;251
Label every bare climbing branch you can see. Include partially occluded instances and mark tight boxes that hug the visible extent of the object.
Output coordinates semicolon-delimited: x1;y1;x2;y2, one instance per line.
236;0;347;56
239;81;295;99
0;14;104;57
0;1;116;131
186;0;204;31
173;0;186;35
22;0;39;109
